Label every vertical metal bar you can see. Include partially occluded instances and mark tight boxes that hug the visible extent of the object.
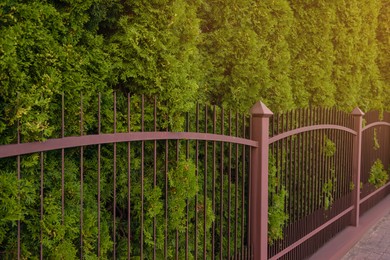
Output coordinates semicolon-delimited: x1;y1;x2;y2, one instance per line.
309;108;314;214
186;111;190;260
325;108;329;206
235;112;239;259
245;115;252;259
17;118;21;260
212;106;216;260
296;109;302;220
332;108;336;203
40;151;44;260
62;92;65;226
80;94;84;260
305;107;313;214
303;109;308;218
249;102;273;260
113;92;117;260
248;115;252;259
297;109;304;219
285;111;289;221
315;108;321;212
98;93;101;258
292;110;297;223
220;107;224;260
204;105;208;260
228;110;232;260
165;119;169;259
288;111;293;223
176;138;179;260
304;109;309;219
141;95;144;259
195;103;199;260
154;97;157;260
320;108;325;212
339;109;349;201
127;93;131;259
280;112;286;251
335;110;341;201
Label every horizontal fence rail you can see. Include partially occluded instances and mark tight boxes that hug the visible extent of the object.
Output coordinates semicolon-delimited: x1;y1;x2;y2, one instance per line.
0;94;389;260
0;132;258;159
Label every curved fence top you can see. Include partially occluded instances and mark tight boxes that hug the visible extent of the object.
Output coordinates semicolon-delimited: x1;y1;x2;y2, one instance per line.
0;131;258;159
362;111;390;132
0;93;255;159
269;108;356;144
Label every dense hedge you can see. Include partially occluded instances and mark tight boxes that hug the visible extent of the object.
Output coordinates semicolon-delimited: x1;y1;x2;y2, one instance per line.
0;0;389;258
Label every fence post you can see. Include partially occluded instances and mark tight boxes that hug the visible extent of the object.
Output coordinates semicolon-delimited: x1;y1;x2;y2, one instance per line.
250;101;273;260
351;107;364;226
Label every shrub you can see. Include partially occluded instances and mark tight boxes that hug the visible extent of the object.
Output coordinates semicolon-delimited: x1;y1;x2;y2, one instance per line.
368;159;389;188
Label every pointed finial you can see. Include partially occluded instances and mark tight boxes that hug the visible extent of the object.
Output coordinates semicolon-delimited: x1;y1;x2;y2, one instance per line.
250;101;273;117
351;107;364;117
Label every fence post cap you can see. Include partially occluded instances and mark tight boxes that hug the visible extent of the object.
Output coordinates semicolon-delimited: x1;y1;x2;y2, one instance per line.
351;107;364;117
250;101;273;117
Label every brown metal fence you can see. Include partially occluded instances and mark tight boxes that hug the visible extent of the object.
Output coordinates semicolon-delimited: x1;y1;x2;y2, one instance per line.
0;95;389;260
0;93;254;259
266;108;356;259
360;111;390;216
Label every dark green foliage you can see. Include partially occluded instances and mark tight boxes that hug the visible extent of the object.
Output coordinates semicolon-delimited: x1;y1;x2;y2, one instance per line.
322;178;335;211
268;155;288;244
323;136;336;157
198;0;295;112
377;0;390;111
288;0;336;108
106;0;201;130
368;159;389;189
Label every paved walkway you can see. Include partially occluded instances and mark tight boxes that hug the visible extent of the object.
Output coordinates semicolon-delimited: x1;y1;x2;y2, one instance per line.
342;209;390;260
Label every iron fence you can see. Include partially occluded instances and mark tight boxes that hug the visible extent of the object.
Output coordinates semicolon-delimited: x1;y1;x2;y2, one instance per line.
0;94;389;260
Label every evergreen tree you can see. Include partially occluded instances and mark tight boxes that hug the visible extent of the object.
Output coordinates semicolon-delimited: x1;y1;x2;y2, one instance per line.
251;0;295;112
288;0;336;108
198;0;294;113
332;0;362;111
198;0;269;112
356;0;383;112
106;0;201;130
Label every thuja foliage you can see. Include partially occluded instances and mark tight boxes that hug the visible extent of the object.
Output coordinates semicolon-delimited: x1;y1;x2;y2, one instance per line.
321;136;337;210
322;178;335;211
373;129;380;150
323;136;336;157
368;159;389;189
0;0;389;136
268;155;288;244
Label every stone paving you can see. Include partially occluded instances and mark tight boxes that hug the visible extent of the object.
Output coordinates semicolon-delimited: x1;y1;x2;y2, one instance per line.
342;209;390;260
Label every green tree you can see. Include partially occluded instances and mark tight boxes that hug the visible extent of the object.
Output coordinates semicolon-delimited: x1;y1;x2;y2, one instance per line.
288;0;336;108
356;0;383;112
332;0;362;111
106;0;201;130
198;0;294;113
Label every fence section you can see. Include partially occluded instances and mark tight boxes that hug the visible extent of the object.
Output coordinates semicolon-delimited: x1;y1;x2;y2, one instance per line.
360;111;390;215
0;93;254;259
0;95;389;260
266;108;357;259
